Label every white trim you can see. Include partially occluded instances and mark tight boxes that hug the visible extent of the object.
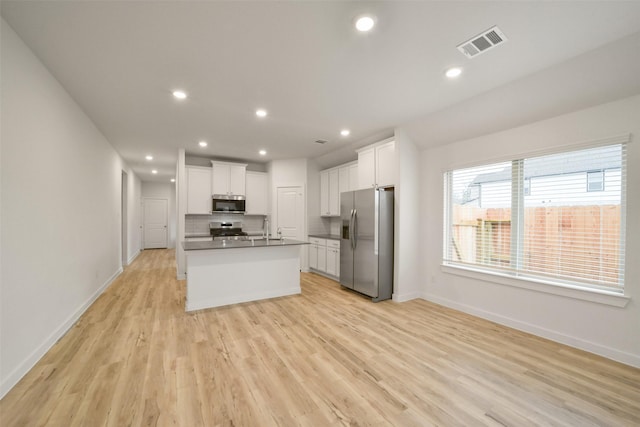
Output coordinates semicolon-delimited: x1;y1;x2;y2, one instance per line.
441;264;629;307
0;267;123;399
422;292;640;368
127;249;141;265
441;133;630;173
392;291;423;303
355;136;395;154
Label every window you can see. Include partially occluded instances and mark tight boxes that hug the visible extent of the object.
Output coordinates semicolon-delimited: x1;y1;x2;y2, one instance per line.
587;170;605;192
444;141;626;293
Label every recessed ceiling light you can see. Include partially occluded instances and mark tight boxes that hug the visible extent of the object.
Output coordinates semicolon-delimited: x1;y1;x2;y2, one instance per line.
151;169;158;174
355;15;375;32
170;178;176;183
172;90;187;99
145;155;153;161
198;140;208;147
256;109;267;118
445;67;463;78
340;129;350;137
259;150;267;156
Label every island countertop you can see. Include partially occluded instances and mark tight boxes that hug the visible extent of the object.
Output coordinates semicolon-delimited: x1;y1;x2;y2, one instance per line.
182;238;309;251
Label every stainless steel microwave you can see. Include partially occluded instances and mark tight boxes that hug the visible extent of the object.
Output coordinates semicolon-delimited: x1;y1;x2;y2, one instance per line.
212;194;245;213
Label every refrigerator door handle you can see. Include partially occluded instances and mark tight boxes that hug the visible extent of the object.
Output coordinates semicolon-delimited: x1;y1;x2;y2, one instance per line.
353;209;358;250
349;209;355;251
374;189;379;256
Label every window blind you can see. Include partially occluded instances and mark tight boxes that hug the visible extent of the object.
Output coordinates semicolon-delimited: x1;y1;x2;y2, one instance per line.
444;141;626;292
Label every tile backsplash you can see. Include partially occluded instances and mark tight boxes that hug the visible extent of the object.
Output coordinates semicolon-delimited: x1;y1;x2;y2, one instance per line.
307;216;329;235
307;216;341;236
185;214;266;235
187;214;341;237
329;217;341;235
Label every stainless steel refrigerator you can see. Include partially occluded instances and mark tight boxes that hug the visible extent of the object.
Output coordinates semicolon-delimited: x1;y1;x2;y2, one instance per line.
340;187;394;301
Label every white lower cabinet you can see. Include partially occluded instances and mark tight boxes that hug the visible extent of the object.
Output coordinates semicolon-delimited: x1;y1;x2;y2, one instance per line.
317;242;327;272
309;242;318;269
325;240;340;277
309;238;327;272
309;237;339;278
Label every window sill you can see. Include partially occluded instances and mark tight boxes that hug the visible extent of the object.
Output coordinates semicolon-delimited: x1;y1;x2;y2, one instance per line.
441;264;630;308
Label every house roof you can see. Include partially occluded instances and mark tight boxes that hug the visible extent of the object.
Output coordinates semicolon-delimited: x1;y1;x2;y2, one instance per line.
471;145;622;185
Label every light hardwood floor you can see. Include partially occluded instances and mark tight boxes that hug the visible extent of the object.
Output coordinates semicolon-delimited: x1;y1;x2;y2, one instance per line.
1;249;639;426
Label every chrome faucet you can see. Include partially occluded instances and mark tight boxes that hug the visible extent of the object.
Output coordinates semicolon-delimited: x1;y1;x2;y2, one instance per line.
263;216;270;238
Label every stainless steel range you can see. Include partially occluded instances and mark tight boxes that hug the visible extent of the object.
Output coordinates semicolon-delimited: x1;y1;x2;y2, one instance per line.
209;221;248;240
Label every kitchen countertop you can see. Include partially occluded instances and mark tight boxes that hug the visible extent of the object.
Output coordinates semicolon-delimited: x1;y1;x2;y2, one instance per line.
183;238;309;251
308;234;341;240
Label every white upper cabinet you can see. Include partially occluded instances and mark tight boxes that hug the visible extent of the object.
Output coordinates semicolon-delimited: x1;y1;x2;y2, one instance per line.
321;162;357;217
357;139;396;189
228;165;246;195
339;166;350;195
348;163;358;191
357;147;376;189
211;161;247;196
328;169;339;215
320;170;330;216
186;166;212;214
211;163;229;195
320;170;339;216
339;162;359;193
375;140;396;187
245;171;268;215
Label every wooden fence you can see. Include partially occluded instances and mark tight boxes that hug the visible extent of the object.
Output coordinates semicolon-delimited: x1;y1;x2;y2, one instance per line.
451;205;621;287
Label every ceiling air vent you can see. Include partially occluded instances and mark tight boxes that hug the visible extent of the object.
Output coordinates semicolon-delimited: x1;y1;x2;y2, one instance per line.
457;26;507;59
315;139;328;144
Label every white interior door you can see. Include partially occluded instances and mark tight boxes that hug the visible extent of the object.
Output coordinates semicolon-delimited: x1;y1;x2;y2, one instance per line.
144;198;168;249
277;186;304;240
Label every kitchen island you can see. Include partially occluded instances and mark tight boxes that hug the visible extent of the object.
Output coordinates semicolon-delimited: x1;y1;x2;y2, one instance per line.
182;238;309;312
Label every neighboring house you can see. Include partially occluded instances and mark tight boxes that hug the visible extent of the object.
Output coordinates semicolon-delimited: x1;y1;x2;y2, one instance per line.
459;145;622;208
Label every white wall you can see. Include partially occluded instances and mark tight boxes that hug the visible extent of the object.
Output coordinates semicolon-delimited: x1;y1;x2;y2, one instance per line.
127;174;142;264
420;94;640;367
392;129;422;302
176;150;186;279
142;181;177;248
0;20;140;397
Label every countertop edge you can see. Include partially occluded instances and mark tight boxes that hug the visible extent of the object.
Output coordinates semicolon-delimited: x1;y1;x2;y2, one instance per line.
308;234;341;240
183;239;309;251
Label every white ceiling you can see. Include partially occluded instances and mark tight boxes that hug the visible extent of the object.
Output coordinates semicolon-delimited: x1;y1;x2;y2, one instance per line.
2;1;640;181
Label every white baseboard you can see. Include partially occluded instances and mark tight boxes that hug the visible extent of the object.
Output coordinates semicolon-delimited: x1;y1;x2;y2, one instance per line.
0;267;123;399
422;293;640;368
127;249;140;265
392;291;423;303
186;287;301;312
177;272;186;280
